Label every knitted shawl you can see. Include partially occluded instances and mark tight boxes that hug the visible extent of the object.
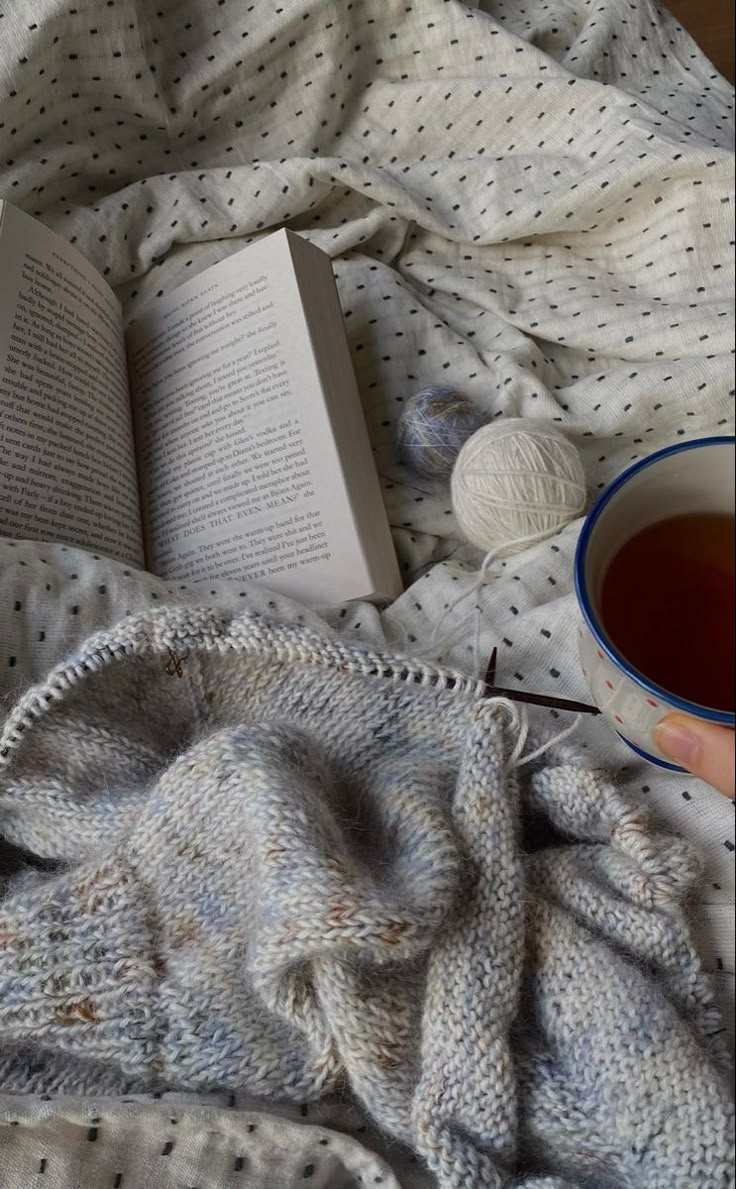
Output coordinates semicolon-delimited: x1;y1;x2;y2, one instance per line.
0;607;732;1188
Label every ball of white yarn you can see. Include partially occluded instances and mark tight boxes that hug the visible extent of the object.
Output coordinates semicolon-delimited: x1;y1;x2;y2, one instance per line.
450;419;586;556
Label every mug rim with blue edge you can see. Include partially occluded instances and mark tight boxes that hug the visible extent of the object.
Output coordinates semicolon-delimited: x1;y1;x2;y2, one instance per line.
574;435;736;728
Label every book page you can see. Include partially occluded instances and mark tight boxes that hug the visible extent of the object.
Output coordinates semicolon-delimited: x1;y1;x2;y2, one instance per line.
0;203;143;567
126;231;384;604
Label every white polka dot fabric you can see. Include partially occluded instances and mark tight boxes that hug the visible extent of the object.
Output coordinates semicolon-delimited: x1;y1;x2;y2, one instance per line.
0;0;734;1182
0;1095;420;1189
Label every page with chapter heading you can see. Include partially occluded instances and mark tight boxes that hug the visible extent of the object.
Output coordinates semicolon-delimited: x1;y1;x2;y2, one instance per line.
0;202;144;567
126;230;381;605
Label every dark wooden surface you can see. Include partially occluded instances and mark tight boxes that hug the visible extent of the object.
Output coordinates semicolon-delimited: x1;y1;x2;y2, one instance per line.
666;0;734;82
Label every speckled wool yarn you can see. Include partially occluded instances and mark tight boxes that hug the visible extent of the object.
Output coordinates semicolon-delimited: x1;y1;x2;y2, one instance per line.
451;419;586;555
0;606;733;1189
398;386;485;479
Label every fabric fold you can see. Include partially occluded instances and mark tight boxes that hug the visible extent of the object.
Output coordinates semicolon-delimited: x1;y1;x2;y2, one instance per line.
0;605;732;1188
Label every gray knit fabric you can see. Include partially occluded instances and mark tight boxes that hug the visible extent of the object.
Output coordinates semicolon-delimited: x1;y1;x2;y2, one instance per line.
0;606;733;1188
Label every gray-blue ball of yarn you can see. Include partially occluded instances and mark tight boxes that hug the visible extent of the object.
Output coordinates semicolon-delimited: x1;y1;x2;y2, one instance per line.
398;386;485;480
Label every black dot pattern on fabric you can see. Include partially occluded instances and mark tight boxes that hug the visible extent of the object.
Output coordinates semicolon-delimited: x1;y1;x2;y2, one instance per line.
0;0;733;1147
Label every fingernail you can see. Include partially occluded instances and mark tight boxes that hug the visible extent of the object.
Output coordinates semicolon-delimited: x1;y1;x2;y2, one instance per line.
655;721;700;766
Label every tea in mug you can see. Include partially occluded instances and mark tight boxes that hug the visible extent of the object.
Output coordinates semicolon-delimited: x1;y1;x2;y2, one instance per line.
599;512;734;712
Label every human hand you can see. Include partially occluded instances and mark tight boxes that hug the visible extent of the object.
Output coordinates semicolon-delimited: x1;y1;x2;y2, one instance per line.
654;714;735;799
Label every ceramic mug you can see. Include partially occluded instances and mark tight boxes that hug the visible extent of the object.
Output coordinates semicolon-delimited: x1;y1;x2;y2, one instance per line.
574;436;735;768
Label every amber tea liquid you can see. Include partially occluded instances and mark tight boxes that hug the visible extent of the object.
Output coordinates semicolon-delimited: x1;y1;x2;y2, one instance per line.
599;512;735;712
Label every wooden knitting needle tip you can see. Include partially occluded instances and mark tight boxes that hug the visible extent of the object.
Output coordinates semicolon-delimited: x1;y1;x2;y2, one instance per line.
482;650;600;716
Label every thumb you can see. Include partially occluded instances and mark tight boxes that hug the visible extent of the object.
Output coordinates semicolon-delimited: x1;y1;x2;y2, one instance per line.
654;714;735;799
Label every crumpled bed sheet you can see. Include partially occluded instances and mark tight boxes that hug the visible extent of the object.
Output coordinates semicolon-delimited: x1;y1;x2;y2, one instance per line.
0;0;734;1184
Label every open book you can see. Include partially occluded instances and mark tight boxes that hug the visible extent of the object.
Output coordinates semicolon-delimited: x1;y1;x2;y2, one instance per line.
0;202;401;605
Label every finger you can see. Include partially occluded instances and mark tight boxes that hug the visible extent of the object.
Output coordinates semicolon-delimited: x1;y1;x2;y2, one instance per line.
654;714;735;799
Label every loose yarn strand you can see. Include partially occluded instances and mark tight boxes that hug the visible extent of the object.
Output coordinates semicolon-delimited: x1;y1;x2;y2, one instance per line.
484;696;529;769
515;713;583;767
485;698;583;770
426;539;528;660
506;707;530;769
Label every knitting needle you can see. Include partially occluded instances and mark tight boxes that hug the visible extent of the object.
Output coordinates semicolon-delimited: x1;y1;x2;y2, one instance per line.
482;651;600;716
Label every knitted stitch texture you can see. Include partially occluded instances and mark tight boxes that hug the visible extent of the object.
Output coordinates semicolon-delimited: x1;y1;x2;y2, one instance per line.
0;607;733;1188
